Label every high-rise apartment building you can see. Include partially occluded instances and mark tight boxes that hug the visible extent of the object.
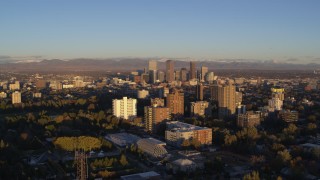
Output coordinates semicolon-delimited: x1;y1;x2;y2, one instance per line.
268;97;283;112
189;61;196;80
166;89;184;115
144;105;170;132
112;97;137;120
166;60;174;82
196;83;204;101
148;60;157;71
211;82;236;118
271;88;285;101
201;66;208;81
12;91;21;104
175;70;181;81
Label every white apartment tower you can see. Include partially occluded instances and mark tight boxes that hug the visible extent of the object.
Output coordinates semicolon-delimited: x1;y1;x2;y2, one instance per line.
112;97;137;120
12;91;21;104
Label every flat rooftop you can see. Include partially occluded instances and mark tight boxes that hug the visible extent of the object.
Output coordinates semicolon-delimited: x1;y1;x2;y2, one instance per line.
166;121;210;132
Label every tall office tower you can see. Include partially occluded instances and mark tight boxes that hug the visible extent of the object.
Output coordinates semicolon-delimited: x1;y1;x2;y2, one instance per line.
144;105;170;132
166;60;174;82
205;72;215;83
112;97;137;120
201;66;208;82
175;70;181;81
271;88;285;101
211;81;236;119
189;61;196;80
148;60;157;71
166;89;184;115
180;68;188;82
196;83;204;101
12;91;21;104
149;70;157;84
157;71;165;82
151;98;165;107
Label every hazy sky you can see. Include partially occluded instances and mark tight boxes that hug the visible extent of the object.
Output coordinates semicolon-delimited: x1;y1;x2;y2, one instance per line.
1;0;320;63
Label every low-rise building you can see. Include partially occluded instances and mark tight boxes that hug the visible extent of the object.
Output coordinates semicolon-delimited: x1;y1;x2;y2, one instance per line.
237;111;261;128
136;138;168;158
190;101;212;117
278;110;298;122
165;121;212;147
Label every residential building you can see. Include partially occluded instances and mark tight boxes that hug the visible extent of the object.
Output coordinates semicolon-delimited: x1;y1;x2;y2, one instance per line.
268;97;283;112
137;89;149;99
211;81;236;119
144;105;170;132
112;97;137;120
0;92;7;98
12;91;21;104
151;98;165;107
278;110;299;123
165;121;212;147
9;81;20;90
190;101;212;117
237;111;261;128
166;89;184;115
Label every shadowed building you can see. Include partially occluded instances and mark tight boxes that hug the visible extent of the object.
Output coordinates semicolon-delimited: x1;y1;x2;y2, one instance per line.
144;105;171;133
166;60;174;82
166;89;184;116
189;61;196;80
211;81;236;119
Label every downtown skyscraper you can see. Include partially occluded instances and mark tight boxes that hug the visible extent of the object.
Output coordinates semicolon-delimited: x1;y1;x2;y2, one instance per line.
166;60;174;82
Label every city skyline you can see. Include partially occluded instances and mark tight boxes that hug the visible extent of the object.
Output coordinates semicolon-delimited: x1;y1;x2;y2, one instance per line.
1;0;320;63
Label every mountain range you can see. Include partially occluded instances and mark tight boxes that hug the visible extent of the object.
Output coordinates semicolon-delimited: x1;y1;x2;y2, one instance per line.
0;58;319;72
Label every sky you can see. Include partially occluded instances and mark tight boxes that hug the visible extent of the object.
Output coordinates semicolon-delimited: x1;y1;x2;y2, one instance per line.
1;0;320;63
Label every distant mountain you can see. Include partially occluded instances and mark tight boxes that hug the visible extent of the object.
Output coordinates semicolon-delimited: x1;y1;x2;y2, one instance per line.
0;58;319;72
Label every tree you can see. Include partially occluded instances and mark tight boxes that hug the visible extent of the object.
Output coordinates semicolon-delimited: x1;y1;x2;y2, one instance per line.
283;124;297;135
307;115;316;122
306;123;317;135
119;154;128;166
277;149;291;164
224;134;237;146
243;171;260;180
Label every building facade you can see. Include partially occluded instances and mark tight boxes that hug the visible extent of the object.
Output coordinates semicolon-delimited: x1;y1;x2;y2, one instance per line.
12;91;21;104
112;97;137;120
166;90;184;116
237;111;261;128
165;121;212;147
166;60;174;82
189;61;196;80
144;105;171;132
190;101;212;117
